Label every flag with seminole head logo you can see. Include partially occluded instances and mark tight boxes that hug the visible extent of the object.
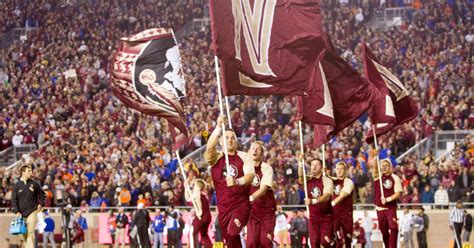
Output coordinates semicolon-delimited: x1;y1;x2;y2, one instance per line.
110;28;188;149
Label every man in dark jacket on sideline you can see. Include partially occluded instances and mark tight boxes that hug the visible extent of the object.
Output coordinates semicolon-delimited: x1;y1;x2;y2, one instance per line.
11;164;45;248
132;202;151;247
463;211;472;242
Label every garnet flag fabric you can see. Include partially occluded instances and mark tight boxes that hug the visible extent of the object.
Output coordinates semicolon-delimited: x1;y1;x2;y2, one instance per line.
110;28;188;148
210;0;325;96
297;48;382;147
362;43;418;143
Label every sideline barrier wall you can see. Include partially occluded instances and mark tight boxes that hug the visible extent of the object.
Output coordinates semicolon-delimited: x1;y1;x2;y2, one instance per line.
0;208;471;248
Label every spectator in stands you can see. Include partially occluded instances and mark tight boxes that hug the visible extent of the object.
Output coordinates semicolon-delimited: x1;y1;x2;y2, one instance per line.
421;185;434;203
363;181;374;204
434;185;449;209
117;187;131;207
287;185;301;205
11;130;23;146
449;180;463;203
456;167;472;194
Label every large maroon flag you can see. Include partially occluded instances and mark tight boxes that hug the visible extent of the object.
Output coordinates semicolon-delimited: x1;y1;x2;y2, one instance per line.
110;28;188;149
210;0;325;96
362;43;418;143
297;47;382;147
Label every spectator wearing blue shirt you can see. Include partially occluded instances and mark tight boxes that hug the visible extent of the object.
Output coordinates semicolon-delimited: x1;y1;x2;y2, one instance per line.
151;209;166;248
89;192;102;209
43;210;56;248
421;185;435;203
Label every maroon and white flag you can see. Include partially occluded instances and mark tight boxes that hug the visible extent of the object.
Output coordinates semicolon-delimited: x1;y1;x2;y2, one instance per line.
362;43;418;143
297;46;382;147
210;0;325;96
110;28;188;148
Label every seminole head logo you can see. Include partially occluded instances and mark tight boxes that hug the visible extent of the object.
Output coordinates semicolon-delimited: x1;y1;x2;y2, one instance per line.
133;36;186;108
223;164;238;178
252;174;261;187
334;185;341;195
311;186;321;198
383;179;393;189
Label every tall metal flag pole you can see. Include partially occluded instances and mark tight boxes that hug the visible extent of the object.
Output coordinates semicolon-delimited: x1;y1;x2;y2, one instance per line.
298;121;312;248
372;125;385;199
214;56;231;175
225;96;232;129
175;150;201;221
322;144;326;177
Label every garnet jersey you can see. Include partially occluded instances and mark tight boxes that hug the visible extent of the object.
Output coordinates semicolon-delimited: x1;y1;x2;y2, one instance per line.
332;178;355;215
250;162;275;210
205;151;255;209
374;174;403;209
307;176;333;217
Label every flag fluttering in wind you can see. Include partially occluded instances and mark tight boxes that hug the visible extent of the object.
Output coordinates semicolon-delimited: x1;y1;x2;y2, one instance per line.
297;41;382;147
210;0;325;96
362;43;418;143
110;28;188;149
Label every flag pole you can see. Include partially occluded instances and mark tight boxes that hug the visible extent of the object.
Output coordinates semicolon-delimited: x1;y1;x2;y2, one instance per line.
225;96;232;129
322;144;326;177
298;121;312;248
214;56;230;175
372;125;385;199
175;150;201;221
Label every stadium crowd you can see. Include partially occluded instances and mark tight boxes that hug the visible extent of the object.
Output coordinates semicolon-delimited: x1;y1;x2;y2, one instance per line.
0;0;472;215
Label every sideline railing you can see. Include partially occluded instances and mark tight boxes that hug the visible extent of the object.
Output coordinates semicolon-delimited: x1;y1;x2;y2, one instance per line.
396;129;473;163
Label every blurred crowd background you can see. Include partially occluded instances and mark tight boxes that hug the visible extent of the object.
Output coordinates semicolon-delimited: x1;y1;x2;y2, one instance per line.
0;0;472;211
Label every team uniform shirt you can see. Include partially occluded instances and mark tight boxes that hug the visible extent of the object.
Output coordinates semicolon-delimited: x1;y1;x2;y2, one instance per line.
374;173;402;248
306;175;334;247
374;174;403;210
332;177;355;248
250;162;276;211
247;161;276;248
307;176;334;218
206;151;254;209
332;178;355;217
191;192;213;248
205;150;254;247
